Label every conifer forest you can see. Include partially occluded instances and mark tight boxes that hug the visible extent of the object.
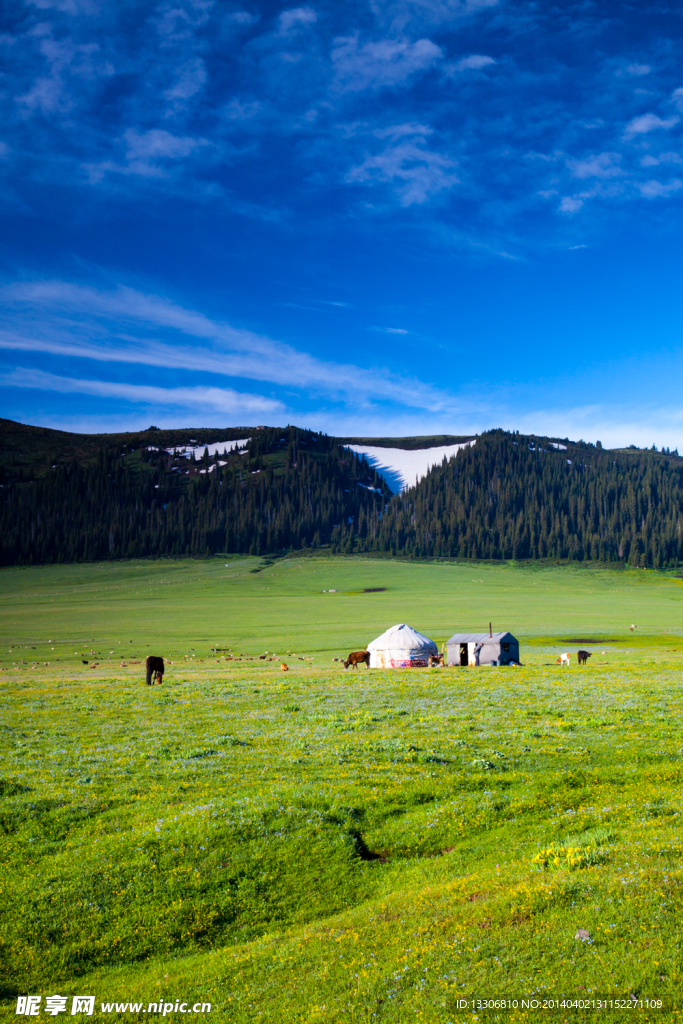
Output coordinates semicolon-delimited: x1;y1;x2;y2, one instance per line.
2;419;683;568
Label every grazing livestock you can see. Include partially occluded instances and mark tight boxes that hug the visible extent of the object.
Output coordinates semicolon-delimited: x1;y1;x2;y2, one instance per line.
556;652;571;666
145;655;165;685
280;662;289;672
343;650;370;669
428;654;444;667
577;650;592;666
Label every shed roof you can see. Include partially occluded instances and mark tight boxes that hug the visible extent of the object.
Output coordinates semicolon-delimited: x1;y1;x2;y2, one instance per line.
368;623;437;652
446;632;517;644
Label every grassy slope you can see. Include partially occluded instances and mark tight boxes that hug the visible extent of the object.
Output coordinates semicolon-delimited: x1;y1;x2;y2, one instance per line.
2;555;683;662
1;558;683;1022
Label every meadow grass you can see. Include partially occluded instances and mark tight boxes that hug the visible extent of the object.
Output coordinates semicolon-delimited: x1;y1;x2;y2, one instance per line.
1;556;683;1022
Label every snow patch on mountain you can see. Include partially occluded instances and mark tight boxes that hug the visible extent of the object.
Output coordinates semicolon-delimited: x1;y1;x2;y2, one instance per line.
346;440;476;493
167;439;250;459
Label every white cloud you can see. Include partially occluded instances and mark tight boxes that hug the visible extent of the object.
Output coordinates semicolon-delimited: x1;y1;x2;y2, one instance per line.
86;129;210;181
373;121;432;140
228;11;258;26
16;74;69;115
16;34;113;116
567;152;623;179
153;1;213;44
671;87;683;112
638;178;683;198
641;151;683;167
625;63;651;77
223;98;263;122
559;196;583;214
508;405;683;452
278;7;317;33
371;0;498;32
29;0;99;11
332;35;442;92
124;128;206;161
164;58;207;105
0;280;450;412
347;136;458;205
623;112;679;137
447;53;495;72
0;367;285;417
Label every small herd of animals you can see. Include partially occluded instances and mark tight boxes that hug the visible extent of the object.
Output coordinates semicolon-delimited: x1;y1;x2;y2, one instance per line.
557;650;592;665
140;647;597;683
339;650;594;669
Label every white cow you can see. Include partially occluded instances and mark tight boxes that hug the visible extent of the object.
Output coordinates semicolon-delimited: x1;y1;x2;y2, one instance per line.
556;652;571;666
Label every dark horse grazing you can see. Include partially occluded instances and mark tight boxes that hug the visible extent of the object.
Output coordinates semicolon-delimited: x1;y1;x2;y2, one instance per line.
577;650;592;666
146;655;165;685
343;650;370;669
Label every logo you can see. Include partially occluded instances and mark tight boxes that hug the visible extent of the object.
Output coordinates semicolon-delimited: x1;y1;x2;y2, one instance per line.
71;997;95;1015
16;996;95;1017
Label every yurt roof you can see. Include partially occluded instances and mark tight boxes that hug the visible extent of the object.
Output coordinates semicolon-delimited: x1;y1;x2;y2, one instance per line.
367;623;438;652
446;631;516;645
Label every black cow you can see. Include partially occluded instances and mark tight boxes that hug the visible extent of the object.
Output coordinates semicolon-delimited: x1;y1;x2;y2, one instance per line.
577;650;592;666
146;655;165;685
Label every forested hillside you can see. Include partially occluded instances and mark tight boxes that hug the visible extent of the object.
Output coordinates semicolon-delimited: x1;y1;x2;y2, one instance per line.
0;426;389;565
361;430;683;567
2;420;683;567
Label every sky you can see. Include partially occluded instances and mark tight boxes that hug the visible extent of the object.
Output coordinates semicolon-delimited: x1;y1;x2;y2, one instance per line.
3;0;683;447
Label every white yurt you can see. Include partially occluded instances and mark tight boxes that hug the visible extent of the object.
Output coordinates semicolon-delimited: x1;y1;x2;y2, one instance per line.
367;623;438;668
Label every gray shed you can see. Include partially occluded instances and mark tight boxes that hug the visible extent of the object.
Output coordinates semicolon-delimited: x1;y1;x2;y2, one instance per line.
446;631;519;667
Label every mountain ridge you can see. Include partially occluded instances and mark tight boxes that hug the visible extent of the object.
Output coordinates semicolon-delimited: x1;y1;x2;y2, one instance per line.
2;418;683;568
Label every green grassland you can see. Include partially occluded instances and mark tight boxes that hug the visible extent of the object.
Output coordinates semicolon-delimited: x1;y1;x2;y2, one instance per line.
1;557;683;1022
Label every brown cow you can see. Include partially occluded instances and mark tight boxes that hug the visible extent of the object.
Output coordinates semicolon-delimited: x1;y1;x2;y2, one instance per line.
343;650;370;669
577;650;592;666
280;662;289;672
146;655;164;685
428;654;443;667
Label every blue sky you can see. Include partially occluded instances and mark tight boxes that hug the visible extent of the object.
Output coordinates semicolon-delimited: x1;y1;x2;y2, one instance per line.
3;0;683;446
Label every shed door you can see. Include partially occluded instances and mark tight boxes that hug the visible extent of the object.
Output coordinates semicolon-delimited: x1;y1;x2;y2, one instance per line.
459;643;468;666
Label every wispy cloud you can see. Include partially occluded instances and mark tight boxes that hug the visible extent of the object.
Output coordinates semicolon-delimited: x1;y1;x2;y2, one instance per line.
638;178;683;198
331;35;443;92
567;152;624;179
0;367;285;417
278;7;317;34
16;30;113;117
371;0;498;33
623;112;679;137
347;128;458;205
85;129;210;181
5;0;683;239
445;53;495;73
164;57;207;113
0;279;450;411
